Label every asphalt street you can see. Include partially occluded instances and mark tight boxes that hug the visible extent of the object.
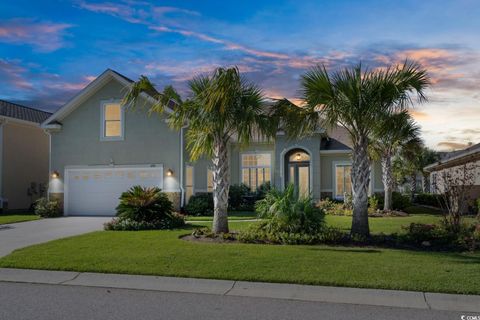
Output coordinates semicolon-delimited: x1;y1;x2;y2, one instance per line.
0;282;468;320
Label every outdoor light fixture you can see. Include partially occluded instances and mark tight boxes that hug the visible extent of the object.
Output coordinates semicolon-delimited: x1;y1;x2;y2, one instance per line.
51;171;60;179
166;169;174;176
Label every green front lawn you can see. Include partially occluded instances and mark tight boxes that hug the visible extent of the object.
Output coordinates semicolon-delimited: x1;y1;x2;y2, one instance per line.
0;214;39;225
1;215;479;294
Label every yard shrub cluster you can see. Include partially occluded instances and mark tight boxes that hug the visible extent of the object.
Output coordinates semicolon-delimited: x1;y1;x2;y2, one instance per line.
238;185;345;244
375;192;411;211
414;193;442;208
399;222;480;251
184;182;271;216
34;197;62;218
316;198;352;216
184;193;214;216
104;186;185;231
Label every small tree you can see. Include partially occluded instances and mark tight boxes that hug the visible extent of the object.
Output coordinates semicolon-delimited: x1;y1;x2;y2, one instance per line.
370;111;421;211
432;162;479;231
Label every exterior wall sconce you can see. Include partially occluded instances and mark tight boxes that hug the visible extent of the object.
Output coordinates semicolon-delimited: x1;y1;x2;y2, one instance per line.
51;171;60;179
166;169;174;176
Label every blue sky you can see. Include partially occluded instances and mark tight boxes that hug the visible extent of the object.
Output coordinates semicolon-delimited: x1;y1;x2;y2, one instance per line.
1;0;479;150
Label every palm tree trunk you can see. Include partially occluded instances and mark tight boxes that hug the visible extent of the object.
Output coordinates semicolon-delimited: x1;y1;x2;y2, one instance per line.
422;173;429;193
381;154;393;211
212;137;230;233
351;136;371;237
410;172;417;201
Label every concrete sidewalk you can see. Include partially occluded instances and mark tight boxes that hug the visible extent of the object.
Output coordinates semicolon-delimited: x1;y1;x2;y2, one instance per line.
0;268;478;313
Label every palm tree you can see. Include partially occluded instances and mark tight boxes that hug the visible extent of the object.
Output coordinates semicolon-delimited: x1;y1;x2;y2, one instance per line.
395;143;439;198
370;111;421;211
300;61;429;237
123;67;278;233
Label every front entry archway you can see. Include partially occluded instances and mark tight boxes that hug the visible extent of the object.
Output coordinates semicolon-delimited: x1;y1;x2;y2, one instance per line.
285;149;311;198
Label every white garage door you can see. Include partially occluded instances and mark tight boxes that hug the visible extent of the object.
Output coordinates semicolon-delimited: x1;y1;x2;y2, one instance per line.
65;166;164;216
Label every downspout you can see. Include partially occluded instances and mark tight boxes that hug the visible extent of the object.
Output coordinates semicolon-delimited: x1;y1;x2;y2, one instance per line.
0;119;4;206
179;125;188;208
45;130;52;201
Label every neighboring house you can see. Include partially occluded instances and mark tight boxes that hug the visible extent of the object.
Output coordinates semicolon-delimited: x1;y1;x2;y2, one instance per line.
42;69;384;216
425;142;480;208
0;100;51;211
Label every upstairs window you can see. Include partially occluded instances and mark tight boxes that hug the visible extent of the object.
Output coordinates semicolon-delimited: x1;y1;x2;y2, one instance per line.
101;101;124;140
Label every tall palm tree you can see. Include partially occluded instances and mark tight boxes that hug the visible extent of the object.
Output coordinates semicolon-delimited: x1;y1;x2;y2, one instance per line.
124;67;278;233
370;111;421;211
300;61;429;237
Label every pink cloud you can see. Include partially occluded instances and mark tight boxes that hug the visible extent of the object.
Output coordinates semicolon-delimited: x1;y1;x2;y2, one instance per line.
0;59;33;90
0;19;72;52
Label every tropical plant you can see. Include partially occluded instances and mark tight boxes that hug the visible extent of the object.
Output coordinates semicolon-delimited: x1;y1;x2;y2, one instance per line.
123;67;279;233
116;185;175;224
299;61;430;236
255;184;325;234
370;111;421;211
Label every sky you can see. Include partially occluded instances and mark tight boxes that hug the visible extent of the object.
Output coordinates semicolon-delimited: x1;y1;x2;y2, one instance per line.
0;0;479;151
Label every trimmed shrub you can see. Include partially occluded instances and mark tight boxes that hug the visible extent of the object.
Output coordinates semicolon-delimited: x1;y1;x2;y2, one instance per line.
185;193;214;216
238;221;344;245
104;213;185;231
34;197;62;218
399;222;480;251
317;198;351;216
368;195;379;212
376;192;411;211
104;186;184;231
228;184;250;210
255;182;272;200
415;193;442;208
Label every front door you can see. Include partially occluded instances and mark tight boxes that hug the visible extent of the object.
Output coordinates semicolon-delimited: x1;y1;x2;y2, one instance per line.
285;149;311;198
288;163;310;197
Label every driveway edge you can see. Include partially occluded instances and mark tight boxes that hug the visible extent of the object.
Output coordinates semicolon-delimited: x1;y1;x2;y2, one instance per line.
0;268;478;312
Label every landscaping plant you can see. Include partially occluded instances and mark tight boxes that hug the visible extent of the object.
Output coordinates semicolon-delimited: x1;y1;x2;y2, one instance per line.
34;197;62;218
184;193;214;216
105;186;184;230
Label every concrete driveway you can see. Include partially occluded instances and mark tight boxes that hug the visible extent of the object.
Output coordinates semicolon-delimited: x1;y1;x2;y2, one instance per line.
0;217;111;257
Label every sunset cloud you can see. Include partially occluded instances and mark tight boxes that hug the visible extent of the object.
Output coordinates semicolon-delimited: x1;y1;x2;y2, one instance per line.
0;19;71;52
437;141;471;151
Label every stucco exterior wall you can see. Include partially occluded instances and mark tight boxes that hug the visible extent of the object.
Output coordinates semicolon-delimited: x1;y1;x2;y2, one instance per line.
49;79;182;204
2;121;49;210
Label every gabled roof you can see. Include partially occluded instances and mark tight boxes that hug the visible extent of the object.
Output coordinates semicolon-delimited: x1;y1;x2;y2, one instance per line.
42;69;174;128
0;99;52;124
425;142;480;171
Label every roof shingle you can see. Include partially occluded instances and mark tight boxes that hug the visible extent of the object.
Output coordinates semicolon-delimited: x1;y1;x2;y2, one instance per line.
0;99;52;124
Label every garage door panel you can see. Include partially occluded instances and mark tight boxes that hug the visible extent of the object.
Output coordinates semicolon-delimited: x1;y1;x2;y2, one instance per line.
65;166;164;216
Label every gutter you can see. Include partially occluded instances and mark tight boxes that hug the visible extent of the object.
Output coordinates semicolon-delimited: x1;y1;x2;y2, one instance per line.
424;148;480;172
179;125;188;208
